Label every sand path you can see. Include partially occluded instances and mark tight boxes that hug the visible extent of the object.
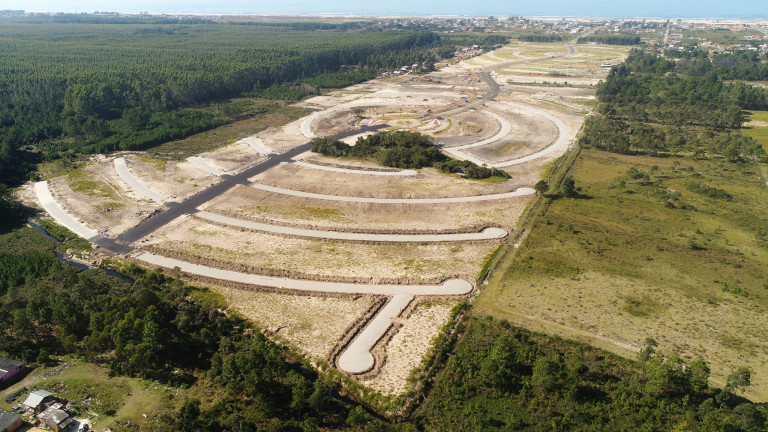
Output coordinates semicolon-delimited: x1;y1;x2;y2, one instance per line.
34;181;98;240
196;211;507;242
114;157;167;203
250;182;536;203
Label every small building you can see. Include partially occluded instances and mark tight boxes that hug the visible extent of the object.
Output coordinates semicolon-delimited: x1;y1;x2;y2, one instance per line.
0;410;22;432
0;358;24;383
22;390;54;412
38;404;72;432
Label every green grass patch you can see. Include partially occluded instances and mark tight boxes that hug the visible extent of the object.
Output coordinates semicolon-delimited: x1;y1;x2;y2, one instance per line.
147;103;310;159
36;218;93;252
622;295;667;317
299;206;345;219
743;110;768;154
137;154;168;172
66;166;118;200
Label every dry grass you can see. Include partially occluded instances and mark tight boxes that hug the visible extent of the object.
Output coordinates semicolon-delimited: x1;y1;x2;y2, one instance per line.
477;148;768;401
210;284;375;359
150;218;495;282
205;185;529;232
363;300;457;395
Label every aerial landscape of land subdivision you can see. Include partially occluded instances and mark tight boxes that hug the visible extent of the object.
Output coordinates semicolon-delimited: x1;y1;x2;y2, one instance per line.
0;5;767;431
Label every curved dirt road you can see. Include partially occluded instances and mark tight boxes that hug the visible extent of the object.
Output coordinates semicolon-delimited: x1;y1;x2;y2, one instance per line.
34;181;99;240
133;251;473;296
251;182;536;203
442;102;571;168
196;211;507;242
293;160;417;176
114;157;167;203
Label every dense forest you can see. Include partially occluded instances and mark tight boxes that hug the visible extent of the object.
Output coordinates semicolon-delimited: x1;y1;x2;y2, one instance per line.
0;228;372;431
0;23;441;161
580;49;768;157
312;131;510;179
577;34;641;45
417;315;766;431
0;21;479;231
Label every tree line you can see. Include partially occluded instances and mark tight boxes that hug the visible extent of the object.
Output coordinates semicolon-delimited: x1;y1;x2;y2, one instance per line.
417;315;766;431
580;49;767;158
578;34;642;45
0;23;441;173
0;227;372;430
312;131;510;179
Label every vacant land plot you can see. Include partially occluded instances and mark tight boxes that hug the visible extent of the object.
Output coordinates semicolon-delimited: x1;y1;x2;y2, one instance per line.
210;284;375;359
251;163;525;199
362;300;457;395
204;185;528;231
147;218;494;282
477;148;768;401
146;104;310;159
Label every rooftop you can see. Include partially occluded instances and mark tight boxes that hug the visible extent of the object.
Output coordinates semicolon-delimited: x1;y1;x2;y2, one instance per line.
0;410;21;430
0;357;23;374
22;390;54;409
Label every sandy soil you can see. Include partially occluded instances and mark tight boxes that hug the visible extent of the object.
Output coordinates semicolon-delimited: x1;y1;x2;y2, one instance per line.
44;156;161;237
120;154;221;202
363;300;457;395
462;103;559;163
250;163;528;199
204;184;528;231
195;140;268;173
212;284;375;359
145;218;494;282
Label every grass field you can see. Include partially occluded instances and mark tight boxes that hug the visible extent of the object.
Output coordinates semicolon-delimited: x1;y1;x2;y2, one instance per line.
0;358;169;430
146;103;310;159
743;110;768;154
477;148;768;401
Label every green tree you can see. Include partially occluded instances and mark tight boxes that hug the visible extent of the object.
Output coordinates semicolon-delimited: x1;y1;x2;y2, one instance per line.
560;176;577;198
534;179;549;195
177;398;201;432
727;367;752;393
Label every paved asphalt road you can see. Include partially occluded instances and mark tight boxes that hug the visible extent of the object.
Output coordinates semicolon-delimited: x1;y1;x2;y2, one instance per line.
96;125;387;254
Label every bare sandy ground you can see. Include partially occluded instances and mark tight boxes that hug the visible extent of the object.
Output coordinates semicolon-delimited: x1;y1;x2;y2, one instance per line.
145;218;494;282
251;163;528;199
212;284;375;359
363;300;456;395
204;184;528;231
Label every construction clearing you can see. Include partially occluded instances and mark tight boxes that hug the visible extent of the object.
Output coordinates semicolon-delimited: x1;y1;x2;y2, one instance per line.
21;40;624;394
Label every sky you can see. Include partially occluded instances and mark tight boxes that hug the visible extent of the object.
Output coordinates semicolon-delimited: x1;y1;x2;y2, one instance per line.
4;0;767;19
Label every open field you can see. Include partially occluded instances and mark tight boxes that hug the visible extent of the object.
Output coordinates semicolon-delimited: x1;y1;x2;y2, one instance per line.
252;162;528;198
476;148;768;401
204;184;528;231
208;284;375;360
146;104;310;160
743;110;768;154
